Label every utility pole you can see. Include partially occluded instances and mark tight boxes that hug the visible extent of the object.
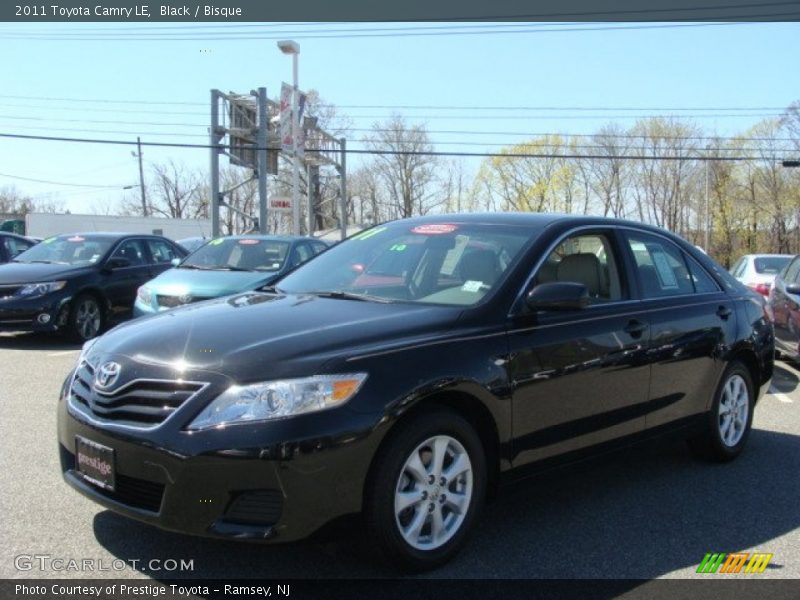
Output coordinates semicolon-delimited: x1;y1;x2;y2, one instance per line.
256;87;268;234
704;158;710;251
338;137;347;241
209;89;222;237
135;137;147;216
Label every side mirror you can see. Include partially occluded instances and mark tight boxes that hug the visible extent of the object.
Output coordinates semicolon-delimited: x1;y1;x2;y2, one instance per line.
525;282;590;311
171;258;181;267
105;257;131;270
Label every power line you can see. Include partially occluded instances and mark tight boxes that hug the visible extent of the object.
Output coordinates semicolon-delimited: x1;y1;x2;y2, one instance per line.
0;132;791;162
1;19;796;41
0;171;131;188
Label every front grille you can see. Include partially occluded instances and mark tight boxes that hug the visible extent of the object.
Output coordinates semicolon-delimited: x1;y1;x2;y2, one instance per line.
0;285;23;300
69;361;207;428
224;490;283;525
62;448;164;513
156;294;210;308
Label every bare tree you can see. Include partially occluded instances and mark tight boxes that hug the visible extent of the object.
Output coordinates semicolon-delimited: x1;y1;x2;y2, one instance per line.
363;115;440;219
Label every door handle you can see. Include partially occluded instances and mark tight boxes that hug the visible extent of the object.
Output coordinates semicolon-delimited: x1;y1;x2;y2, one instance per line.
624;319;648;337
716;306;733;320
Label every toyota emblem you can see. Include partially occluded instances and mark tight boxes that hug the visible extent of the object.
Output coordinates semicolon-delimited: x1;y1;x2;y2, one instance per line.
95;361;121;389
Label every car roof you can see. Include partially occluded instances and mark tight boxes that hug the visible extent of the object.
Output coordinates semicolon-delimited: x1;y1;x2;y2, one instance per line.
394;212;691;237
223;235;320;242
48;232;170;240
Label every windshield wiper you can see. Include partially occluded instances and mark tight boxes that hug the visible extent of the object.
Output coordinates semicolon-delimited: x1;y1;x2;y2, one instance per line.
214;265;253;272
178;264;216;270
308;290;394;303
18;259;66;264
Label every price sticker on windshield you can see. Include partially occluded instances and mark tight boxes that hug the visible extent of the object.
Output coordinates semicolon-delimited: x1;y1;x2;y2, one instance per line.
411;224;458;235
238;239;260;245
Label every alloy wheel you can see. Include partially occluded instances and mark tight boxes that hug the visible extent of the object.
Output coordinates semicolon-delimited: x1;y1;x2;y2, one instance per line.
394;435;473;551
718;373;749;447
75;299;101;340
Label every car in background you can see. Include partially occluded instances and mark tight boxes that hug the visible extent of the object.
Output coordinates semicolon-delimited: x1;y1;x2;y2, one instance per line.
730;253;792;296
0;232;187;341
59;214;772;570
0;232;36;264
176;236;209;254
767;254;800;359
133;235;328;317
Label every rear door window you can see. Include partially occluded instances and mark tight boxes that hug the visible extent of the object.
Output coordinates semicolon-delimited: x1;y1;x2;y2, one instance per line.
624;232;696;298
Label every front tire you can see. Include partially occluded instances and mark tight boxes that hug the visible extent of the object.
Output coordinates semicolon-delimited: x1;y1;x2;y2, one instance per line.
364;408;487;571
66;293;104;342
688;361;754;462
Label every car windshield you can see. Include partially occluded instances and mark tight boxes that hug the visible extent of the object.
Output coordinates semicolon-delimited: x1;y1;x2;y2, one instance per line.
754;256;791;274
12;235;114;265
181;238;290;271
276;222;533;305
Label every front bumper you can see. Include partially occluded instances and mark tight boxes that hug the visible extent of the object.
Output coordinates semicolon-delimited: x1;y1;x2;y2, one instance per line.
0;294;70;332
57;392;385;542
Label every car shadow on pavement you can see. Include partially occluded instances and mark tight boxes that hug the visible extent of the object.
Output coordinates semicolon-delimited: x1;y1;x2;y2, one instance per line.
92;427;800;580
0;331;81;351
772;363;799;394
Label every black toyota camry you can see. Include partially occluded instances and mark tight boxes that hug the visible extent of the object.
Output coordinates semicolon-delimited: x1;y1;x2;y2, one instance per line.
57;214;773;570
0;232;186;341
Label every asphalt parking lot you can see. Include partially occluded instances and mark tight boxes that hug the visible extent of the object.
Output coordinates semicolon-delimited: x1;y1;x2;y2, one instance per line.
1;330;798;580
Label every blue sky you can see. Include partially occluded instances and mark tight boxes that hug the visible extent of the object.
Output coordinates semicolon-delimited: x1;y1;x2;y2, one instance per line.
0;21;797;213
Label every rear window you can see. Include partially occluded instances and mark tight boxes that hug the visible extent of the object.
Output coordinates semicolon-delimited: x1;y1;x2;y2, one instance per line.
754;256;791;274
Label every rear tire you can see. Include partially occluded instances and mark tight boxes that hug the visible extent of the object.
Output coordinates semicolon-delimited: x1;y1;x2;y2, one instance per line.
364;408;486;571
688;361;754;462
66;293;105;342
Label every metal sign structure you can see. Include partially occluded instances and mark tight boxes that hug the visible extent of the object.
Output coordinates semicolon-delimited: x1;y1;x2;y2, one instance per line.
209;87;347;239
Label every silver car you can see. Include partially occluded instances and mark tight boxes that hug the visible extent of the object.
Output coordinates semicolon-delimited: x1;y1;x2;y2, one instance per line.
730;254;793;296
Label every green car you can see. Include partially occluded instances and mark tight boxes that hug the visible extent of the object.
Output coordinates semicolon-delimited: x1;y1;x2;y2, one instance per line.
133;235;328;317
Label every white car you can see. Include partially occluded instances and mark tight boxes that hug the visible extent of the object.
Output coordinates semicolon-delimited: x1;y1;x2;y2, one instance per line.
730;253;793;296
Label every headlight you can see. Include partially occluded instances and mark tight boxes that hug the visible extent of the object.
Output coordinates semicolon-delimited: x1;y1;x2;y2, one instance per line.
187;373;368;430
137;285;152;305
16;281;66;297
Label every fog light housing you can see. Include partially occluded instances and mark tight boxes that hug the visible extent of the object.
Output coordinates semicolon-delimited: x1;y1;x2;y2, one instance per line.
37;313;51;324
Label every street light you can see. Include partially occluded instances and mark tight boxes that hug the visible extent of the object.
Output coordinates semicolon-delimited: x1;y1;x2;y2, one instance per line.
277;39;301;235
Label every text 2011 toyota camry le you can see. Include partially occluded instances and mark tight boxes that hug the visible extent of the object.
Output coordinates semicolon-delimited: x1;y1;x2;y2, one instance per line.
58;213;773;570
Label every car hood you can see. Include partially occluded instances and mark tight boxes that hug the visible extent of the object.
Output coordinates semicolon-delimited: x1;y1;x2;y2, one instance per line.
0;262;90;284
87;292;463;382
144;267;278;298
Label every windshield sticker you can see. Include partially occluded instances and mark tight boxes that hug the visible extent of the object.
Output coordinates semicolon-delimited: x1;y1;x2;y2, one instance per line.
651;248;679;288
441;235;470;275
389;243;407;252
43;237;57;244
238;239;260;245
352;226;388;241
66;236;85;242
208;238;225;246
411;224;458;235
462;280;484;293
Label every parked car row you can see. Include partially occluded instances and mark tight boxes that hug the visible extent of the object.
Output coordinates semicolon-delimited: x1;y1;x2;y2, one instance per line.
0;232;327;341
56;214;773;570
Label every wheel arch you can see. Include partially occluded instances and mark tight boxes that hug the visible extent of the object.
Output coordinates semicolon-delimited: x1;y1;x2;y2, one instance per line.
364;388;503;506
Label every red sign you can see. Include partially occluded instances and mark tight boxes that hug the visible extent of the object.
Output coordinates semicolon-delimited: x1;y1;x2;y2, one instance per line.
410;224;458;235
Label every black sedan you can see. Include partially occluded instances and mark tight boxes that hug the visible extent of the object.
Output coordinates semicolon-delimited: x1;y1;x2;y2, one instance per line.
57;214;773;570
0;232;186;341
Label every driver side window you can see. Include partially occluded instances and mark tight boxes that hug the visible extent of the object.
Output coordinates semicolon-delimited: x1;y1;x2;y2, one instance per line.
534;232;624;303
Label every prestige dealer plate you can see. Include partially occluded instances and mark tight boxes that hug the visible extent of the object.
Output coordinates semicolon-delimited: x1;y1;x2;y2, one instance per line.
75;435;115;491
